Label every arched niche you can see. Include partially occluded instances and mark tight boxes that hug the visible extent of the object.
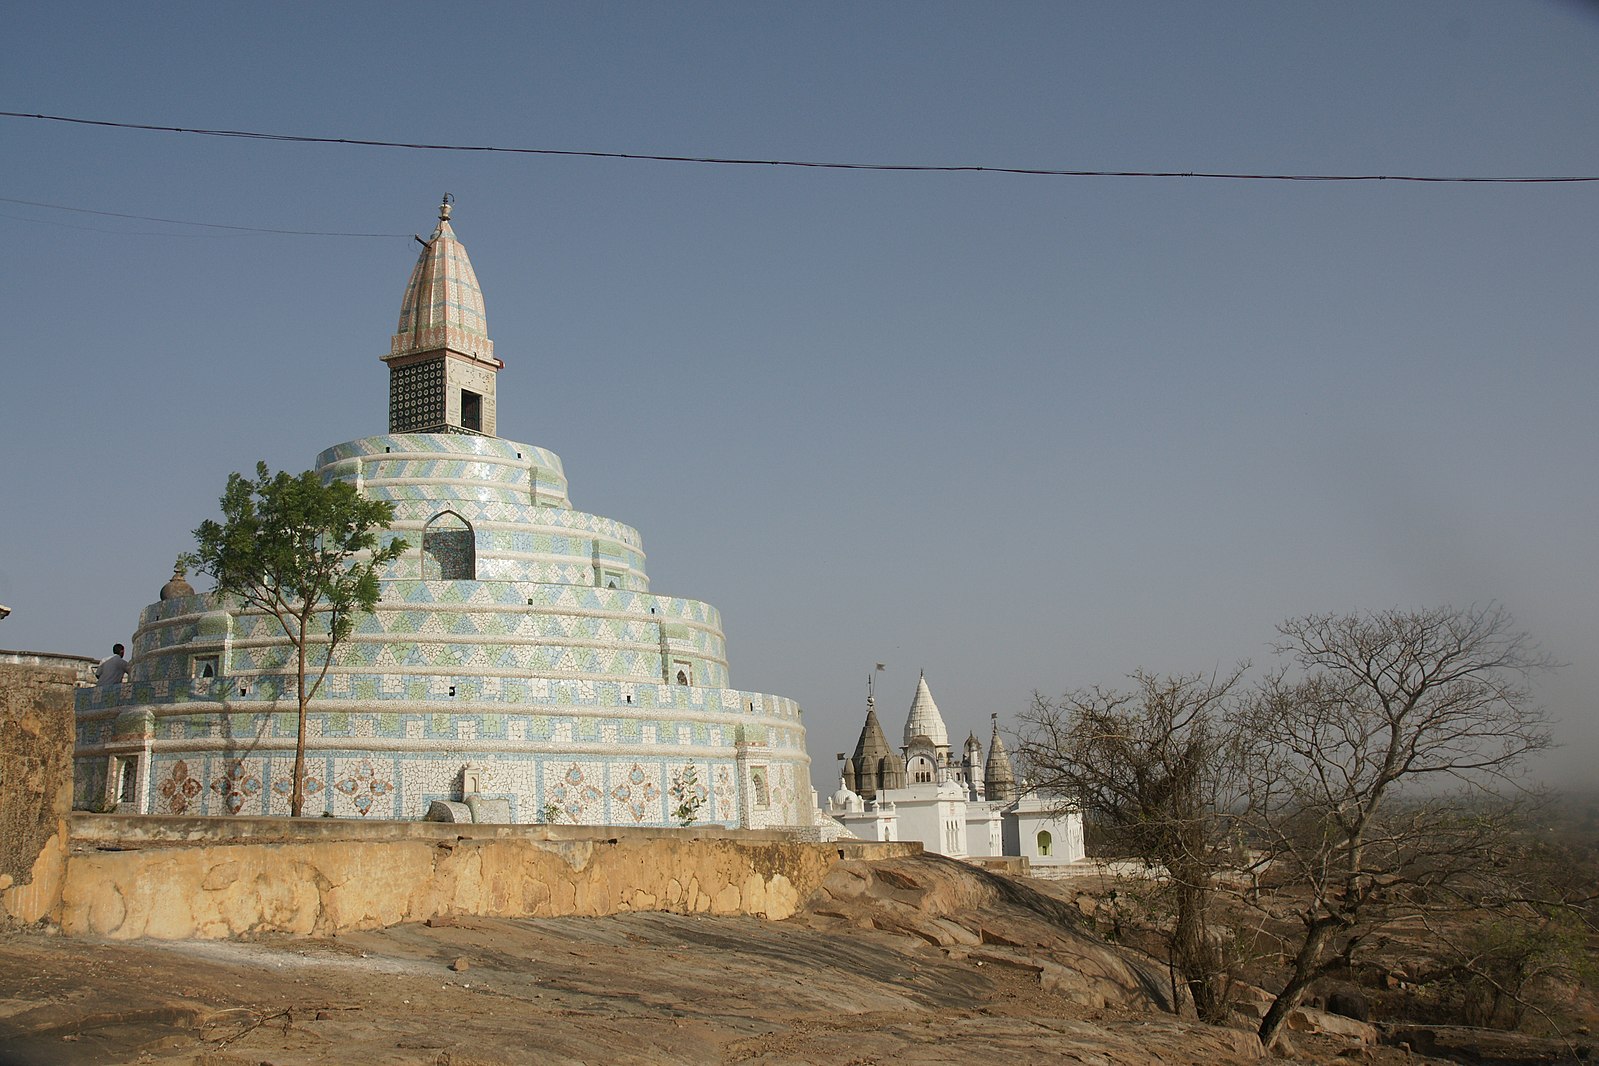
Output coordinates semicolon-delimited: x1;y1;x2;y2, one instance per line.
422;510;476;580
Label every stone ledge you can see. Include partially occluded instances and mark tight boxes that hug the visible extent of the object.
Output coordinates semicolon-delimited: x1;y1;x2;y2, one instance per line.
56;818;920;940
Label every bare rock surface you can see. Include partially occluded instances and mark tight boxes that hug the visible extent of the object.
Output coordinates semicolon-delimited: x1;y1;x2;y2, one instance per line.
794;853;1178;1013
0;854;1448;1065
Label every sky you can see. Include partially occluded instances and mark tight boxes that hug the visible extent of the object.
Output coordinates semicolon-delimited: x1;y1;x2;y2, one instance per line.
2;2;1596;795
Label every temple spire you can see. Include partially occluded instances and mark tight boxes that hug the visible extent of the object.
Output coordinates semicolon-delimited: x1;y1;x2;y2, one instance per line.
846;673;905;799
903;670;949;748
984;713;1016;802
383;196;504;436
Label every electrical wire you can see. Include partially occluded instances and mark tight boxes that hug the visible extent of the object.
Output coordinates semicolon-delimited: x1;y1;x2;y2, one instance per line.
5;111;1597;184
0;195;409;237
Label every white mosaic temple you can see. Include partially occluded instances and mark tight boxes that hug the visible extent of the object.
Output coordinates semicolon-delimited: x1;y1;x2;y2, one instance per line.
828;672;1084;866
74;199;816;830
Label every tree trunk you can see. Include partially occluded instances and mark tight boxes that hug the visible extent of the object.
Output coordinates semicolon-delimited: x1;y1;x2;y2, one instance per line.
1172;872;1225;1023
1258;921;1334;1050
292;628;308;817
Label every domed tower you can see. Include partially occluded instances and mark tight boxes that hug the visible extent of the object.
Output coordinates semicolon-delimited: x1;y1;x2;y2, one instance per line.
73;200;815;828
383;196;503;436
984;714;1016;802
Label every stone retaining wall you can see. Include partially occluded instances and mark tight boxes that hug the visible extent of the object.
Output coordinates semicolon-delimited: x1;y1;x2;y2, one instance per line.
58;815;917;940
1;662;77;927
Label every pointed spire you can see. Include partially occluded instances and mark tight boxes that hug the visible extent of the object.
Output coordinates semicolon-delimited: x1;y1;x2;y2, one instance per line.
985;714;1016;802
851;701;893;773
849;677;905;799
903;670;949;748
387;194;497;367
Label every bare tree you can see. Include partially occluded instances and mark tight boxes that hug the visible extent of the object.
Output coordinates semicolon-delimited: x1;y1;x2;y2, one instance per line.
1017;667;1248;1023
1237;605;1553;1049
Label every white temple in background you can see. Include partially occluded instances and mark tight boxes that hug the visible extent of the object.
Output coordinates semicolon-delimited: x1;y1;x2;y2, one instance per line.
829;672;1083;867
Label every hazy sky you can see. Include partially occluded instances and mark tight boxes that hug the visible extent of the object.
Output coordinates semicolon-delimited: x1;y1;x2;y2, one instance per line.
3;2;1595;794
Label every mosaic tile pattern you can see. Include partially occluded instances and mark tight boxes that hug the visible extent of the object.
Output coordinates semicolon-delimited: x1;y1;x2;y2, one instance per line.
74;744;787;825
78;428;814;829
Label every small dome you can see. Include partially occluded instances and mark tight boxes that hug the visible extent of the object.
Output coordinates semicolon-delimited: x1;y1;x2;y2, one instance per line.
832;776;863;813
160;560;195;601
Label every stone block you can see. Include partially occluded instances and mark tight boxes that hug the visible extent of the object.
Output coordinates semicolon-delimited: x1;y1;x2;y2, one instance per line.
465;796;511;823
427;801;473;823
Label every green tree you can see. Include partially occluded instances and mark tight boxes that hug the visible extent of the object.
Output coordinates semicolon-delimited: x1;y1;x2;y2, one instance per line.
187;462;407;817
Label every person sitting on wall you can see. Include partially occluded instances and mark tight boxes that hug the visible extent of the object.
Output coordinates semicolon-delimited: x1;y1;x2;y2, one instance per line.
96;643;132;686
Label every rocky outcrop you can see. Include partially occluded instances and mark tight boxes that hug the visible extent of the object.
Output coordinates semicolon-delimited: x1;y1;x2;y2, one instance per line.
0;661;77;926
799;853;1188;1016
2;886;1272;1064
1385;1025;1594;1065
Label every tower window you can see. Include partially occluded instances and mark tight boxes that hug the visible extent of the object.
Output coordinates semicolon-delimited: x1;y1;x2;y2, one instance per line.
423;511;476;580
461;389;482;431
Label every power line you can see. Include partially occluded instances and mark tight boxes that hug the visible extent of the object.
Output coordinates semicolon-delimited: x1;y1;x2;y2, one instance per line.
5;110;1597;185
0;195;409;237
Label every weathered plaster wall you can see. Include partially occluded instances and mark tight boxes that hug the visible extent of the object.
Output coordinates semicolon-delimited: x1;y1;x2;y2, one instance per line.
58;816;917;940
0;662;77;926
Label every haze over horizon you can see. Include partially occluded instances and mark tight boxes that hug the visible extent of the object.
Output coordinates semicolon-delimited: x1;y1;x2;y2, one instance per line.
2;2;1595;794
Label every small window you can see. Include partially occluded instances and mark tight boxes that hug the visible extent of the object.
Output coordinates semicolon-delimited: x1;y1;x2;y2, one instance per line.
118;758;137;804
673;660;693;687
1037;830;1053;857
751;767;770;809
192;654;220;679
461;389;482;431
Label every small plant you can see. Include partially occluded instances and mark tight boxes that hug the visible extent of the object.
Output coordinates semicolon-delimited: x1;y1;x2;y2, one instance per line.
669;764;705;827
539;801;562;825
